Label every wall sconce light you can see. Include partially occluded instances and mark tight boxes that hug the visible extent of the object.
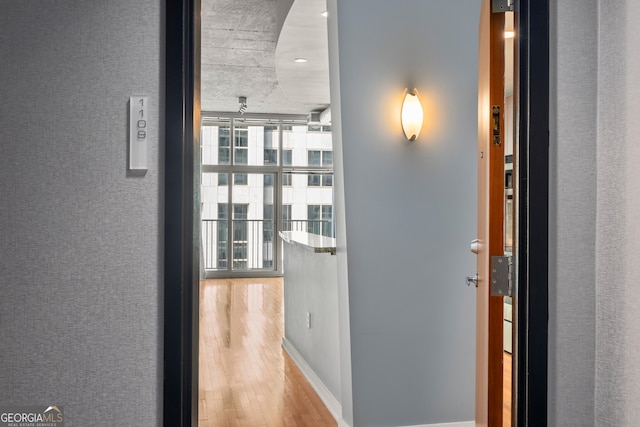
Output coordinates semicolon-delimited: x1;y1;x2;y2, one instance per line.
401;89;423;141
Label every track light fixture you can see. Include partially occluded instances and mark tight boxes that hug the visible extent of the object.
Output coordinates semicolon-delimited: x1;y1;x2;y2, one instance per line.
238;96;247;114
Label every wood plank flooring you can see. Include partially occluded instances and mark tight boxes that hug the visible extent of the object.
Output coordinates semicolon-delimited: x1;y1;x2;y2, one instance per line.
198;278;337;427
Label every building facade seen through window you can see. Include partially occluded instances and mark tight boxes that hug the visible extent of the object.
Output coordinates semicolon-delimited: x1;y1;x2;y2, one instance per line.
201;119;334;273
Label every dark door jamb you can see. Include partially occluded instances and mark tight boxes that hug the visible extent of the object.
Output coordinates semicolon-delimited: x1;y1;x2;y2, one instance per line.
164;0;200;425
516;0;549;425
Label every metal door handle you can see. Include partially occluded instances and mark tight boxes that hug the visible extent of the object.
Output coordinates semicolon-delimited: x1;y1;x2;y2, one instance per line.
470;239;481;254
466;273;479;287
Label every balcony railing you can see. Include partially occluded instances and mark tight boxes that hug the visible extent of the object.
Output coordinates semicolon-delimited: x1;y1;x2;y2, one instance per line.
202;219;334;271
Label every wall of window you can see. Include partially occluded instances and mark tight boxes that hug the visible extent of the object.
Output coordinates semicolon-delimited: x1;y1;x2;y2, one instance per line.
201;117;334;275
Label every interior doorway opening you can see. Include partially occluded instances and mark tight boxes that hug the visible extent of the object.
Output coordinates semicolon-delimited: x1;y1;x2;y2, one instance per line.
163;0;550;425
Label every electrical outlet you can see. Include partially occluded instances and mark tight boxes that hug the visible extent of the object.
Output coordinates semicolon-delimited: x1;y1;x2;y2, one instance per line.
306;312;311;329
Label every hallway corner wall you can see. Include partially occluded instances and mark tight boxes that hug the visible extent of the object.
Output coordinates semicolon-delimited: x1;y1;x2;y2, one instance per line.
326;0;354;423
328;1;480;425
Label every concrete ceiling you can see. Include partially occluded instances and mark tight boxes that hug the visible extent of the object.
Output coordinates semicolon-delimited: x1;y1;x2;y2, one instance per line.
201;0;330;115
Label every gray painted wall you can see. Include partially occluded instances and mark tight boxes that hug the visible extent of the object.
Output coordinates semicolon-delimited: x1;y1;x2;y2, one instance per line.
0;2;163;426
282;242;341;400
329;1;480;425
550;1;640;425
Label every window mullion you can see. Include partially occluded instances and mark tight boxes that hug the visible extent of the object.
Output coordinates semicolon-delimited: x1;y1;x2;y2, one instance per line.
227;117;233;273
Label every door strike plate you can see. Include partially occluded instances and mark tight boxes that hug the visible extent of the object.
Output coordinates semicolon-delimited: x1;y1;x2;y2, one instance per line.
492;105;501;146
490;256;513;296
492;0;514;13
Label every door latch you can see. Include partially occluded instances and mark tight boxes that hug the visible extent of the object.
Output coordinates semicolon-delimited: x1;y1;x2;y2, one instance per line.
466;273;479;288
490;256;513;296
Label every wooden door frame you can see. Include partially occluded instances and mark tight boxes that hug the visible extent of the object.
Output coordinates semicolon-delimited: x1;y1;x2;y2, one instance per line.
487;7;506;426
161;0;549;425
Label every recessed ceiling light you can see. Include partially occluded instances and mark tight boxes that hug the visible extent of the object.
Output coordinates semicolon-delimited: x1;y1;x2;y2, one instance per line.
320;11;328;17
504;30;515;39
293;58;308;63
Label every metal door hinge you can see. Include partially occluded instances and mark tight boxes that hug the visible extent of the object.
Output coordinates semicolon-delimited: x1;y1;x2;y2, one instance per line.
490;256;513;296
492;0;514;13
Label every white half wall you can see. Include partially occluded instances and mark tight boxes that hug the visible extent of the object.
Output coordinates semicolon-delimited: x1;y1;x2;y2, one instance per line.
282;240;341;401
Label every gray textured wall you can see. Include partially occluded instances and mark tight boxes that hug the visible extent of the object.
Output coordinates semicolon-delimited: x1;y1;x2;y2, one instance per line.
550;1;640;425
548;0;597;425
594;2;627;425
329;0;480;425
595;1;640;425
0;2;163;426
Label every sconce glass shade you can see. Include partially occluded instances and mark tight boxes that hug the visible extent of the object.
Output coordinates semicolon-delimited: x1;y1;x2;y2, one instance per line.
401;89;423;141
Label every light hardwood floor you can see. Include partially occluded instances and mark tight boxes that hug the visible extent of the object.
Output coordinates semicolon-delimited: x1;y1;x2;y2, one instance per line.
198;278;337;427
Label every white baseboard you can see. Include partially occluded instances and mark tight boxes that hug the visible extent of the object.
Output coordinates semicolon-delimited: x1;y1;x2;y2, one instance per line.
281;338;346;426
398;422;474;427
282;339;472;427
